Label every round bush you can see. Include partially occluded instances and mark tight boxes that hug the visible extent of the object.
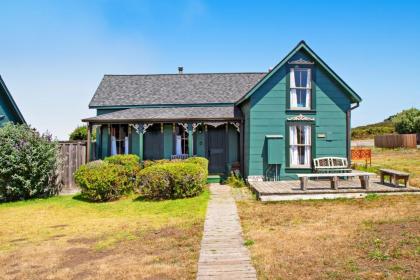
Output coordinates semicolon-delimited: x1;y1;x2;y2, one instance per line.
136;165;172;199
164;162;206;198
142;159;171;169
184;157;209;178
138;162;206;200
74;161;131;202
0;123;61;202
104;154;141;189
104;154;140;166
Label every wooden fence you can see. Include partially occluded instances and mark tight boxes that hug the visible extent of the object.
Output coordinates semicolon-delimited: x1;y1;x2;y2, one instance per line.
374;134;417;148
59;141;86;189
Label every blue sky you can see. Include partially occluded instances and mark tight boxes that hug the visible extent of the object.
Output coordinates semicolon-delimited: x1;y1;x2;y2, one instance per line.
1;0;419;139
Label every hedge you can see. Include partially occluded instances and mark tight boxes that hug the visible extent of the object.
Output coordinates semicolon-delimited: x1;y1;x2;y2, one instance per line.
138;158;207;200
104;154;141;189
184;157;209;177
74;160;132;202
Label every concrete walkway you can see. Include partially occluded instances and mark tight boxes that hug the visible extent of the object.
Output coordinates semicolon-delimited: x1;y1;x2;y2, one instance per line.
197;184;257;280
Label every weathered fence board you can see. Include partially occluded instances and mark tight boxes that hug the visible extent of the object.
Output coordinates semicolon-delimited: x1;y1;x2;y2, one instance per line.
59;141;86;190
374;134;417;148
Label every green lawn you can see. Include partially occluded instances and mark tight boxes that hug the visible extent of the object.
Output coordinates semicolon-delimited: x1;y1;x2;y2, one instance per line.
0;191;209;279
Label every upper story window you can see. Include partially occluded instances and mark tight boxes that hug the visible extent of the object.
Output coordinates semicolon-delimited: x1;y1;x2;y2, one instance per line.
290;68;311;109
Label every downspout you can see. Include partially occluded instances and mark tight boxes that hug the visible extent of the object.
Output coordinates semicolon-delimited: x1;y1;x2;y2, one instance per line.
347;102;360;165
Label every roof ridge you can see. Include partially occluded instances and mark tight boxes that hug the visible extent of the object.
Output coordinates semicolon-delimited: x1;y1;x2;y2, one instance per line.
103;72;267;77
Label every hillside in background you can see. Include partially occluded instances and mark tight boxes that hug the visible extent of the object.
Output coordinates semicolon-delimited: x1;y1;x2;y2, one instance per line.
352;107;420;139
351;120;395;139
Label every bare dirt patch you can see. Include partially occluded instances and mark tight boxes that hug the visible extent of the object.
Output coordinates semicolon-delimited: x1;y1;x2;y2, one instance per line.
238;195;420;279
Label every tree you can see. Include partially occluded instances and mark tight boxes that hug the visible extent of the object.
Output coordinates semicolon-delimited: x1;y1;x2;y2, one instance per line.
69;125;96;141
0;123;61;201
391;108;420;134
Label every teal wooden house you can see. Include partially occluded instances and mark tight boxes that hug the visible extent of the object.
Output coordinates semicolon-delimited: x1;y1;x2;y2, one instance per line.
83;41;361;180
0;76;26;127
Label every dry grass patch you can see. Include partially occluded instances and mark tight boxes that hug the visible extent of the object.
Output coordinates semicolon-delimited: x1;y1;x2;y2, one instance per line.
354;148;420;187
238;195;420;280
0;191;209;279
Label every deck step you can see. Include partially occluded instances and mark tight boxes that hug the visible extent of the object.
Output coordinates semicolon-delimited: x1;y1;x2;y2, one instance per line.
207;175;222;184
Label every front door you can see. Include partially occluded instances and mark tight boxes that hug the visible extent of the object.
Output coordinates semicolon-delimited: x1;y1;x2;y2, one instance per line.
207;125;226;174
143;124;163;160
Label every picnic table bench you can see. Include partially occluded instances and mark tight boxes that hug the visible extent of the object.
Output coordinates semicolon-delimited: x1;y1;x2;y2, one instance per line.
379;168;410;188
296;171;375;191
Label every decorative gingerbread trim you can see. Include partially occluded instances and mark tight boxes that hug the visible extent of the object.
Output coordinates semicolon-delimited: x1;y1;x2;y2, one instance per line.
288;58;314;65
230;122;240;133
286;114;315;121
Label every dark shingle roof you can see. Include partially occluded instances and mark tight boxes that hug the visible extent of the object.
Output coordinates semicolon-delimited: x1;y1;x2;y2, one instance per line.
83;106;240;122
89;73;266;107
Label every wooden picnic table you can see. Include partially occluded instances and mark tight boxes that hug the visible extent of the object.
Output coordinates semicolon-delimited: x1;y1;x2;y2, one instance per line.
296;171;376;191
379;168;410;188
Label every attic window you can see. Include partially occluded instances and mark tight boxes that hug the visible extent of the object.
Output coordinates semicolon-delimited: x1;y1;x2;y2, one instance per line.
290;68;311;109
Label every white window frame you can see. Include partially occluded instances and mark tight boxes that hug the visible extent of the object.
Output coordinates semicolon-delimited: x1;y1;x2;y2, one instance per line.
290;67;311;110
289;124;312;168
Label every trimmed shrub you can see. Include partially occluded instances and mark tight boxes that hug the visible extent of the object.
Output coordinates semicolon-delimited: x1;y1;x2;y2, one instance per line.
142;159;171;169
138;162;206;200
184;157;209;177
104;154;140;166
165;162;206;198
74;161;132;202
104;154;141;190
136;165;172;199
0;123;61;202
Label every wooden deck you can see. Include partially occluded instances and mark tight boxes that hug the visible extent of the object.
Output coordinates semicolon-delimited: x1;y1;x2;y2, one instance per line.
250;178;420;201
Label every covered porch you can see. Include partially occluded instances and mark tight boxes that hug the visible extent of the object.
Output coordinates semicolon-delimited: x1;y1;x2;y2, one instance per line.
250;179;420;201
82;106;243;175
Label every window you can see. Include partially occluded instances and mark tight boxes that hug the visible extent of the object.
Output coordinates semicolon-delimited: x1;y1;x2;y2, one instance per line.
111;124;128;155
175;125;189;155
289;125;311;167
290;68;311;109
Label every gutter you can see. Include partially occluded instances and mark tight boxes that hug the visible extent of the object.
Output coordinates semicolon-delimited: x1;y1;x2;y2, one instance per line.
347;102;360;165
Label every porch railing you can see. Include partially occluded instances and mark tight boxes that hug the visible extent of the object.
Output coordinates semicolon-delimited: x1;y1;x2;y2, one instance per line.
171;154;189;160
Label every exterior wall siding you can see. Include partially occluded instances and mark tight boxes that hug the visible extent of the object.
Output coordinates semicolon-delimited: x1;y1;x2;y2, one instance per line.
0;90;21;126
244;49;351;180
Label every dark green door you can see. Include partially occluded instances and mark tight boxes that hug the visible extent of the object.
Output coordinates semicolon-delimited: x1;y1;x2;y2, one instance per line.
144;125;163;160
207;125;226;174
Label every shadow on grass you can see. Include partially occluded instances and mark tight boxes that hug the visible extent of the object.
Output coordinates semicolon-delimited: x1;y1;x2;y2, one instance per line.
132;195;172;202
72;194;95;203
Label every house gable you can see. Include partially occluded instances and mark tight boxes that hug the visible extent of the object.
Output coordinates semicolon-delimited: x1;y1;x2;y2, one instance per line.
0;76;25;126
236;41;361;105
240;42;359;179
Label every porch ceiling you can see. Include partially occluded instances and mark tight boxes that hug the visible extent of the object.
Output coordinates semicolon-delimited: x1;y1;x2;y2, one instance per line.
82;106;241;123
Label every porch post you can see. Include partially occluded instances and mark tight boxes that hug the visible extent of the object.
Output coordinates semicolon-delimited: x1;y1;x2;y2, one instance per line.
86;122;91;162
139;123;144;160
225;123;229;174
188;123;193;157
239;120;244;177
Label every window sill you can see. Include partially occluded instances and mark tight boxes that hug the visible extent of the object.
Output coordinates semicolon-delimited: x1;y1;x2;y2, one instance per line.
285;167;313;172
286;109;316;114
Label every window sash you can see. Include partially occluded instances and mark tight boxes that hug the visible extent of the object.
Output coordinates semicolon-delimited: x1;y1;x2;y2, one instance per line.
289;125;311;167
290;68;311;109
